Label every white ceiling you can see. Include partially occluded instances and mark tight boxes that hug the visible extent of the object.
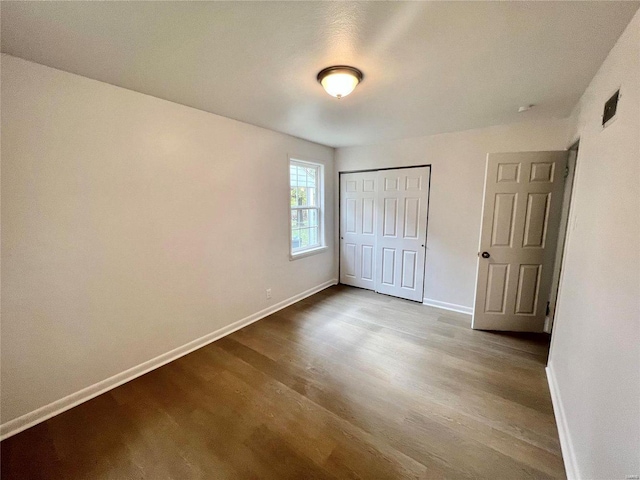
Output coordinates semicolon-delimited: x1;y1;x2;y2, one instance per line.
1;1;638;147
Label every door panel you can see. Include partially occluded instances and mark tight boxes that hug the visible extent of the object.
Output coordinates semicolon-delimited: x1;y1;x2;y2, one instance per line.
361;245;374;280
375;167;430;302
343;243;356;278
345;198;357;233
530;162;554;182
497;163;520;183
485;263;509;313
515;264;541;315
381;248;395;285
383;198;398;236
523;193;550;247
362;198;375;234
404;198;420;238
491;193;516;246
339;172;378;290
384;176;399;191
401;250;417;288
473;151;567;331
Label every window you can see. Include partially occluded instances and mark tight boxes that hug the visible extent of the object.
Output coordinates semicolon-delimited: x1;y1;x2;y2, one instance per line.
290;158;325;258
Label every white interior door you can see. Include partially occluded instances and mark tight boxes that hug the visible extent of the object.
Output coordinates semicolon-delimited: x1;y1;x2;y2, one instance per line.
375;167;430;302
340;167;430;302
473;151;568;331
339;172;378;290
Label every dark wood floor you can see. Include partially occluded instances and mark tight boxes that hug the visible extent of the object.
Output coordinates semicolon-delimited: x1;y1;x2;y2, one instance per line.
1;285;565;479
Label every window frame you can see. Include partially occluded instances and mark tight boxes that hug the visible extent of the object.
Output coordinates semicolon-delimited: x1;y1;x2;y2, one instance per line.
288;156;327;260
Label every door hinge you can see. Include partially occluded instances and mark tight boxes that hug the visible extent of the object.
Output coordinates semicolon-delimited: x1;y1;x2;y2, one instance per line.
546;301;550;316
564;165;570;179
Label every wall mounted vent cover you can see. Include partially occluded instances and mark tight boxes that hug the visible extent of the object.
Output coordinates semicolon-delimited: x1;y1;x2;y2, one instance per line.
602;89;620;128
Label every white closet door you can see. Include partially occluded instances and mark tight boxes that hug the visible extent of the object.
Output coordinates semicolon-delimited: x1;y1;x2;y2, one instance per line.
375;167;430;302
339;172;378;290
340;167;430;302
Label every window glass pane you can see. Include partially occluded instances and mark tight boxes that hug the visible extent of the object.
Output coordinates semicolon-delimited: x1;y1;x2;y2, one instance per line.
290;165;318;196
299;227;309;248
309;226;318;246
298;187;307;206
303;188;308;206
291;228;301;249
290;187;297;207
306;167;316;188
297;166;307;189
309;209;318;227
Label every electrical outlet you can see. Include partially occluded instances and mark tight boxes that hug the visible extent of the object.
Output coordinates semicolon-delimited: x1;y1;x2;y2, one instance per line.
266;288;272;299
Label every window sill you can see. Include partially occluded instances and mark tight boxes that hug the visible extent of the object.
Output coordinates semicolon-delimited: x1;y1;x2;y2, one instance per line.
290;245;328;261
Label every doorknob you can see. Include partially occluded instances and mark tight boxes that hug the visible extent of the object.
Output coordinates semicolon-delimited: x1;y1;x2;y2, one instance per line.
481;251;490;259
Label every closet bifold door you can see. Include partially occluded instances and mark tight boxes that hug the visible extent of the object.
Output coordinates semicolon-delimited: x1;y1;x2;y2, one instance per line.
374;167;430;302
339;171;378;291
340;167;430;302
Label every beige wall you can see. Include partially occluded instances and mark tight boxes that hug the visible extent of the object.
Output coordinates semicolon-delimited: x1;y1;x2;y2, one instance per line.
1;55;336;426
336;119;571;311
548;10;640;480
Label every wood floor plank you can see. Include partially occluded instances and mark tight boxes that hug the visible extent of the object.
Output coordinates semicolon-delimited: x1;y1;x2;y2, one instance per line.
1;285;565;479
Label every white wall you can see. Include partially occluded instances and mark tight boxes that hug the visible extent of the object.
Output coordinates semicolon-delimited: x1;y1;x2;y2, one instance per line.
0;55;336;429
548;10;640;480
336;119;570;311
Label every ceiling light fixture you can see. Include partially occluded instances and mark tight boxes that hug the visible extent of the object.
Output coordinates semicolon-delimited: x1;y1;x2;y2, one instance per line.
317;66;363;99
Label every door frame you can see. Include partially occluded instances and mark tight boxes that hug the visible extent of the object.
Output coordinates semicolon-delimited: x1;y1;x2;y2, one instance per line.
548;140;580;362
337;164;432;302
545;140;580;333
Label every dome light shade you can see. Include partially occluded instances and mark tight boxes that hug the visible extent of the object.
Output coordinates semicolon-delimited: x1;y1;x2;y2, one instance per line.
317;66;363;99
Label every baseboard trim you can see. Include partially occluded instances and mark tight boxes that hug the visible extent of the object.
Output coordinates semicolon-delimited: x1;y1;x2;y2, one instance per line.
422;298;473;315
0;278;338;441
546;364;579;480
